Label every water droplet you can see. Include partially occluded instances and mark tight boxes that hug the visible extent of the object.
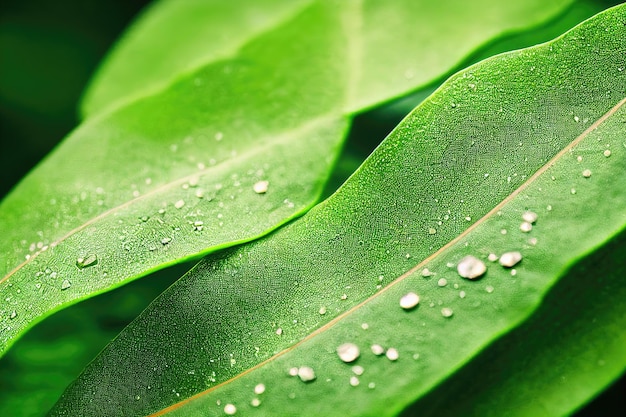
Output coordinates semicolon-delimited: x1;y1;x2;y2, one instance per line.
457;256;486;279
574;115;580;122
528;237;538;246
520;222;533;233
288;367;299;376
459;290;466;298
546;205;553;211
174;200;185;209
371;344;385;356
582;169;592;178
318;306;327;315
224;403;237;415
421;268;434;277
340;294;348;300
511;269;518;276
428;228;437;235
386;348;399;361
486;286;494;294
487;253;498;262
522;211;538;223
441;307;454;318
215;132;224;141
337;343;360;363
350;376;360;387
399;292;419;310
254;384;265;395
368;382;376;389
577;155;583;162
352;365;364;376
253;180;269;194
251;398;261;407
297;366;316;382
76;254;98;269
275;328;283;336
604;149;612;157
499;251;522;267
570;188;577;195
500;229;508;235
193;220;204;231
61;279;71;290
9;310;17;319
361;323;369;330
437;278;448;287
161;237;172;245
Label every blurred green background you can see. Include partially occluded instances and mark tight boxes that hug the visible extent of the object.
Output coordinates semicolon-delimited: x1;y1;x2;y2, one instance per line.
0;0;623;415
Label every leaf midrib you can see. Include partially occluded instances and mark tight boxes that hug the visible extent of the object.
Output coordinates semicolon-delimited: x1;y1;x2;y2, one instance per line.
147;96;626;416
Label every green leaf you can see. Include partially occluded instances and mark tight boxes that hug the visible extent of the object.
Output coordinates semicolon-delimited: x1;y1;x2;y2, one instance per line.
0;0;575;356
81;0;574;118
49;5;626;416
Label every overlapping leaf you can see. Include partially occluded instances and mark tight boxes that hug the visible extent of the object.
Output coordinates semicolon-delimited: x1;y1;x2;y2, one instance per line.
49;5;626;416
0;0;573;356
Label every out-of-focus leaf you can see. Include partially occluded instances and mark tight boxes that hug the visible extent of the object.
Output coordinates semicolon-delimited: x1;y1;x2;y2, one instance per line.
49;5;626;416
80;0;573;118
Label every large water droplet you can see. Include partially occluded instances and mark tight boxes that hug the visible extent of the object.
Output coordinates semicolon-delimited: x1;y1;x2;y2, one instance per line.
399;292;419;310
386;348;399;361
253;180;269;194
76;254;98;269
297;366;316;382
337;343;360;363
371;344;385;356
522;211;538;223
224;403;237;415
499;251;522;268
457;256;486;279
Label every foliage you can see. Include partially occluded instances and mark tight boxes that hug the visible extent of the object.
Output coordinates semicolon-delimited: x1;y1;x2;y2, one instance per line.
0;1;624;416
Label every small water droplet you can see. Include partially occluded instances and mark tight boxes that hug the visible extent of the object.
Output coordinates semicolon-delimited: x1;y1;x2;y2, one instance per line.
275;328;283;336
487;253;498;262
349;376;360;387
459;290;466;298
251;398;261;407
337;343;360;363
421;268;434;277
457;256;486;279
522;211;538;223
174;200;185;209
441;307;454;318
582;169;592;178
428;228;437;235
224;403;237;415
318;306;327;315
76;254;98;269
161;237;172;245
9;310;17;319
520;222;533;233
254;384;265;395
61;279;71;290
288;367;299;376
297;366;316;382
340;294;348;300
215;132;224;141
486;286;494;294
399;292;419;310
361;323;369;330
253;180;269;194
603;149;612;157
371;344;385;356
437;278;448;287
499;251;522;267
386;348;399;361
574;116;580;122
570;188;577;195
511;269;518;276
352;365;364;376
368;382;376;389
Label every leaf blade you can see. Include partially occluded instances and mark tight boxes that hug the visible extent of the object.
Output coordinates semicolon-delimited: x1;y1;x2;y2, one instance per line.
49;5;626;416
